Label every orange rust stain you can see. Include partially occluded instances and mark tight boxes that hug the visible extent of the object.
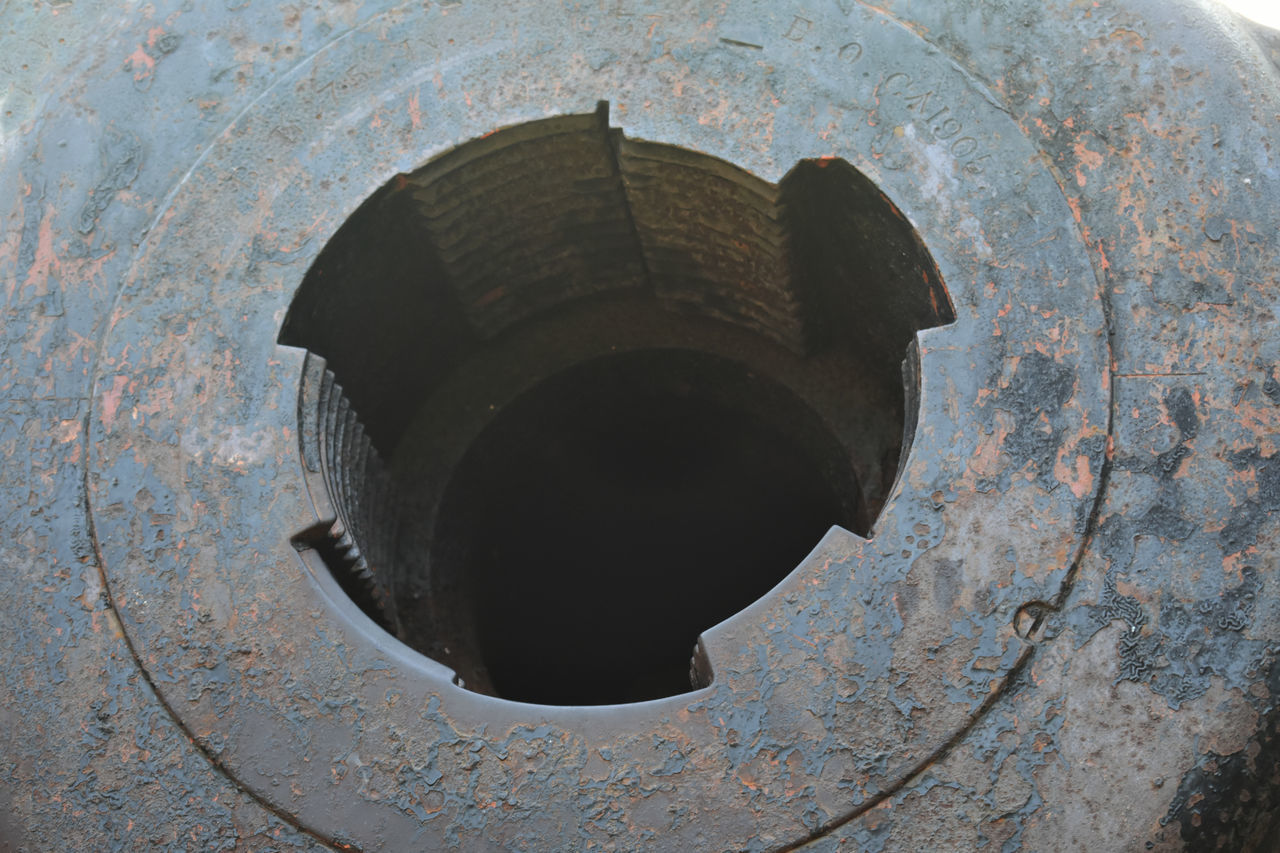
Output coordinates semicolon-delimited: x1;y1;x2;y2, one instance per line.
971;415;1014;479
1094;241;1111;273
25;212;60;294
55;418;79;445
791;633;819;650
1073;139;1103;187
1222;550;1257;579
1055;452;1095;500
101;375;130;430
1109;28;1145;51
1232;398;1280;444
1066;194;1083;224
125;44;155;82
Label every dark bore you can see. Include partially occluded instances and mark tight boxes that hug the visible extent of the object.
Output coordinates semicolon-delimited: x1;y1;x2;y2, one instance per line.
280;103;953;706
433;350;853;705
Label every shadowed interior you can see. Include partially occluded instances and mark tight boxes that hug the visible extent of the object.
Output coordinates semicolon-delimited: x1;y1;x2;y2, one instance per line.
430;349;855;705
279;104;952;705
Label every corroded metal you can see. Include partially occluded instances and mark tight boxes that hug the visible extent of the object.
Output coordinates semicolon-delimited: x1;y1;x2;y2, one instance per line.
1;1;1277;850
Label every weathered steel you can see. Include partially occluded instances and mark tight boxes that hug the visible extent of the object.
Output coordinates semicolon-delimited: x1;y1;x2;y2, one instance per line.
1;1;1277;850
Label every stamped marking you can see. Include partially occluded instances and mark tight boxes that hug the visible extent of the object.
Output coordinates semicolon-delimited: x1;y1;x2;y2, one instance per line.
783;15;813;41
837;41;862;63
877;71;993;177
765;8;989;184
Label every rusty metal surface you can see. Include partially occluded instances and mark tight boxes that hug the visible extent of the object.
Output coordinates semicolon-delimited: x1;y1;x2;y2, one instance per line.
0;1;1277;850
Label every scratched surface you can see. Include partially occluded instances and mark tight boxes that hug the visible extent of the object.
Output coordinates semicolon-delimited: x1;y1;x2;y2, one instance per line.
0;1;1277;850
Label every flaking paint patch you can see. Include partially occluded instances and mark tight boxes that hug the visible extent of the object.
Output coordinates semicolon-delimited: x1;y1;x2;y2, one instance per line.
1055;450;1095;499
911;126;993;262
1072;138;1103;187
23;207;59;294
123;44;155;84
100;375;130;431
181;423;277;471
78;563;103;611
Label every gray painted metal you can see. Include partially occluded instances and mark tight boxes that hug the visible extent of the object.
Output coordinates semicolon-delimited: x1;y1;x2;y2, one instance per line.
1;1;1277;850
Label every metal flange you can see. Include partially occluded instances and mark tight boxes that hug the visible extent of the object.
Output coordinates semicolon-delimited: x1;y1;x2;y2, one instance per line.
1;1;1277;850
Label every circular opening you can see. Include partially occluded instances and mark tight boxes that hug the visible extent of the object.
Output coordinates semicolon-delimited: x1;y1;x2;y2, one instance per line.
279;103;952;706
